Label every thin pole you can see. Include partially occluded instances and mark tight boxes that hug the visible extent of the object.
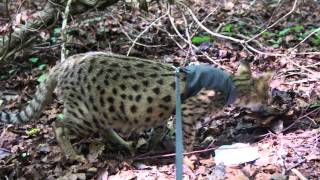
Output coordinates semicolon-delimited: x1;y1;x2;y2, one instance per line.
175;67;183;180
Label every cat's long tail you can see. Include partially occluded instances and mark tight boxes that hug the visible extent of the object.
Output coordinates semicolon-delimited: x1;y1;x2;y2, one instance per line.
0;66;59;124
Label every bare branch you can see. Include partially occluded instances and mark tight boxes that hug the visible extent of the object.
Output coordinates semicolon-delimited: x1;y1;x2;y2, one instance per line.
61;0;73;61
127;9;169;56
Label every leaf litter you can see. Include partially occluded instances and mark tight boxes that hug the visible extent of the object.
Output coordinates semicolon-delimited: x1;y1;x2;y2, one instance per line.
0;0;319;179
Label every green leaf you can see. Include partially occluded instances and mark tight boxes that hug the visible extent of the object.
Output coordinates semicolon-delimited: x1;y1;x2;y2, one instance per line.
268;37;282;48
38;64;47;70
292;25;304;31
262;31;274;37
54;27;61;34
51;37;57;44
310;101;320;108
315;31;320;38
297;33;304;40
57;113;64;121
37;74;47;83
97;27;108;34
29;57;39;64
236;23;243;31
301;28;320;39
0;75;8;80
9;69;16;74
223;24;233;33
26;128;41;137
21;152;30;158
279;28;291;36
311;37;320;45
191;36;211;44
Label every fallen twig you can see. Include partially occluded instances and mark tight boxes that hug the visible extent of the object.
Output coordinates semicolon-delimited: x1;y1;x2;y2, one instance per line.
291;168;308;180
282;107;320;133
134;147;216;160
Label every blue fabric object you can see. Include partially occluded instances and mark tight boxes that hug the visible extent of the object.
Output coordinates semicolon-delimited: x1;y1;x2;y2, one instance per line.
181;65;237;105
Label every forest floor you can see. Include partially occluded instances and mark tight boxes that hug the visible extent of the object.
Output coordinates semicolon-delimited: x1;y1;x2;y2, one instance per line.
0;0;319;179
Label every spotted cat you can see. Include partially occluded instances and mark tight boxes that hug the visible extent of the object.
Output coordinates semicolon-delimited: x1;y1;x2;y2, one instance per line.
0;52;273;161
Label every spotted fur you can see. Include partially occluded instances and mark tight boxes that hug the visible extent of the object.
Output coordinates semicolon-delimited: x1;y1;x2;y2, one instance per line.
0;52;272;159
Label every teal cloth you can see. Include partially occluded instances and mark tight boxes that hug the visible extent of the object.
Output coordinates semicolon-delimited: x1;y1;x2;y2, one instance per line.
181;65;237;105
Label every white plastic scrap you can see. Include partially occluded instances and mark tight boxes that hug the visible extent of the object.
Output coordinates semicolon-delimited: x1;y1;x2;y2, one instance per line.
214;143;260;166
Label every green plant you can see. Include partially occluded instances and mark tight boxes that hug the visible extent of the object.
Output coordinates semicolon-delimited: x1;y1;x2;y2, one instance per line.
191;35;211;44
223;24;233;33
57;113;65;121
37;74;47;83
26;128;41;137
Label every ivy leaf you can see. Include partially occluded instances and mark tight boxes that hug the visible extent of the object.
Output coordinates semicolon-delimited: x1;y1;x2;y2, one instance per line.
57;113;64;121
54;27;61;35
29;57;39;64
37;74;47;83
9;69;16;74
279;28;291;36
38;64;47;70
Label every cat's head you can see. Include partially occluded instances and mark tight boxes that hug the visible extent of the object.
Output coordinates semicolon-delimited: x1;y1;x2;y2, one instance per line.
231;61;273;112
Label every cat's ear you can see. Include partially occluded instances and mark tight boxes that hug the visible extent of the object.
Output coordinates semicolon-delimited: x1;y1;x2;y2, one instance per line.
235;60;251;77
255;72;274;92
259;72;274;83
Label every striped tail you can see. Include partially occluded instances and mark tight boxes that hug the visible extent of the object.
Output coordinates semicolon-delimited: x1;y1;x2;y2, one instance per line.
0;71;58;124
